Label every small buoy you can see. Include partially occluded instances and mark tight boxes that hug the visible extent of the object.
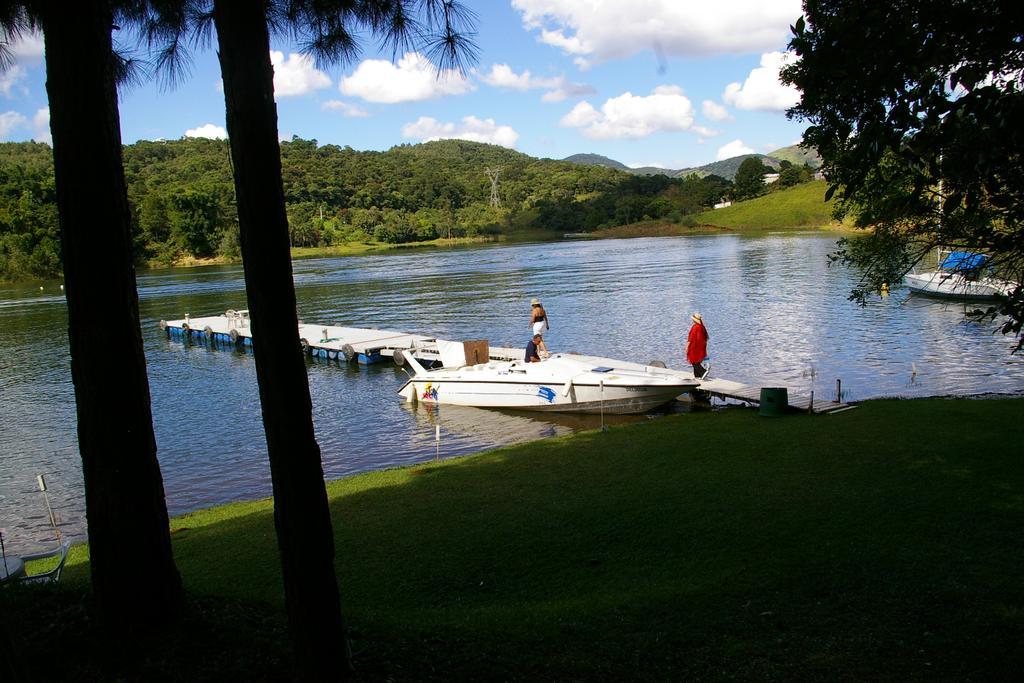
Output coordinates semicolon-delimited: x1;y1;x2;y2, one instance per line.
393;349;406;367
342;344;356;362
229;329;240;346
648;360;667;368
203;325;213;340
880;282;890;296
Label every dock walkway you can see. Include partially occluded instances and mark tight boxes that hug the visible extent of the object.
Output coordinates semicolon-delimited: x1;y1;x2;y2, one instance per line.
161;311;853;415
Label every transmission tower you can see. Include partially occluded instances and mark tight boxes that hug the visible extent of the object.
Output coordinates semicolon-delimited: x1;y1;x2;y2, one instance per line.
485;167;501;208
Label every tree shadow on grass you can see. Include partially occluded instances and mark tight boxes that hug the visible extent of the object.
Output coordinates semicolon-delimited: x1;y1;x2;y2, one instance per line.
8;400;1024;680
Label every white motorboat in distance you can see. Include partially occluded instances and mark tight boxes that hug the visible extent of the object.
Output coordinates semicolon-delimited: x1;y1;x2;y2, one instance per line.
396;349;699;414
904;250;1017;300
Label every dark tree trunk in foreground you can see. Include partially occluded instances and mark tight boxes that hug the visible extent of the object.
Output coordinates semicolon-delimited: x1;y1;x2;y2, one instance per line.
39;1;182;626
212;1;348;676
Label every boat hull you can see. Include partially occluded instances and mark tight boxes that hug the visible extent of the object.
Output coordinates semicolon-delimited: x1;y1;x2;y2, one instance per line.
904;272;1014;300
401;378;686;414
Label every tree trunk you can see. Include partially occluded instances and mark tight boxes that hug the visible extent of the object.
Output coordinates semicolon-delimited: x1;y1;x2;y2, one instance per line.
212;1;349;677
39;1;182;627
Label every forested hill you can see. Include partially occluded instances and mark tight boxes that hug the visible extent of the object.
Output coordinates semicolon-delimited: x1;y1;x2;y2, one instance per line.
1;138;737;280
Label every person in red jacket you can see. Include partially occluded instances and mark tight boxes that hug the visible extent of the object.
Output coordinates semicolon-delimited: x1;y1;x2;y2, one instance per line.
686;312;710;378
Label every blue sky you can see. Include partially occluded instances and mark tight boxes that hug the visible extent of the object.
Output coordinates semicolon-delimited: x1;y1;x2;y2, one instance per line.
2;0;809;170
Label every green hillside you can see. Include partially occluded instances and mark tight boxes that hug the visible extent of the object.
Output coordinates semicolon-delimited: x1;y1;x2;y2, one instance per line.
696;180;840;230
2;139;739;280
561;153;630;171
767;144;821;168
677;153;781;180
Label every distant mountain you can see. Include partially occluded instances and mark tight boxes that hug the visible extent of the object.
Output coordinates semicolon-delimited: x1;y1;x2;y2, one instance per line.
562;153;630;172
562;145;821;181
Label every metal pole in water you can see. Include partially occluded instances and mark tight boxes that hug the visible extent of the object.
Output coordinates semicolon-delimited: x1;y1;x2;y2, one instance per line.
835;378;841;403
38;473;61;541
808;390;814;414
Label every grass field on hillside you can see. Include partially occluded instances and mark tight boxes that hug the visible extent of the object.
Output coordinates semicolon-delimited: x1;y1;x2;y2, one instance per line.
4;397;1022;680
697;180;846;230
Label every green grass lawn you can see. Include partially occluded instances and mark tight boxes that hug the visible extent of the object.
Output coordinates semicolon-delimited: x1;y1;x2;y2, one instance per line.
697;180;847;230
4;397;1023;680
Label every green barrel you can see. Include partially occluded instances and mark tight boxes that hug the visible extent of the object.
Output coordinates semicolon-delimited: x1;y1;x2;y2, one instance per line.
759;387;788;417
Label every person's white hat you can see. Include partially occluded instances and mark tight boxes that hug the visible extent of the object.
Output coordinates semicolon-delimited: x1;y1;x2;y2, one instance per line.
691;312;702;323
530;298;541;305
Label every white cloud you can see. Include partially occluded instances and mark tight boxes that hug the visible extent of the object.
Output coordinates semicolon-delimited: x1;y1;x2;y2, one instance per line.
559;85;696;140
691;124;718;138
702;100;731;122
341;52;473;103
0;111;27;138
513;0;801;62
9;31;45;64
184;123;228;140
480;64;545;90
321;100;369;117
716;139;754;160
723;51;801;111
1;65;28;98
402;115;519;148
270;51;331;97
31;107;50;144
480;63;594;102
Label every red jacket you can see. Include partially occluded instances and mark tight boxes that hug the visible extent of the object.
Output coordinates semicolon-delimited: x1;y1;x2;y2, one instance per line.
686;322;708;364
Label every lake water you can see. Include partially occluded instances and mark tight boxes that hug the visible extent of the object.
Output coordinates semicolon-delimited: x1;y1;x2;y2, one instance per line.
1;233;1021;554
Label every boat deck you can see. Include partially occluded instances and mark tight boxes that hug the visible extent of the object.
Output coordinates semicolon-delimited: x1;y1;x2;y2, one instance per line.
161;313;854;415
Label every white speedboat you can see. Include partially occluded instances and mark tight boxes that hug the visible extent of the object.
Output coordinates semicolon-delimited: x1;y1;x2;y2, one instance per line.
396;348;698;414
904;250;1016;300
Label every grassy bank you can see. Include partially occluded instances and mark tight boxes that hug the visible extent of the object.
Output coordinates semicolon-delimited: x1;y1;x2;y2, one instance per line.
586;222;731;239
696;180;848;230
4;397;1023;680
141;236;502;271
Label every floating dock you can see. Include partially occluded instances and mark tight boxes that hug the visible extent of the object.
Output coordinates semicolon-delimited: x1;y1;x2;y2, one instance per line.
161;310;853;415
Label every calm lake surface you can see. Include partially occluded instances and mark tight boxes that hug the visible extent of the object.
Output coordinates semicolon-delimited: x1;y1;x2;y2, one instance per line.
2;233;1022;553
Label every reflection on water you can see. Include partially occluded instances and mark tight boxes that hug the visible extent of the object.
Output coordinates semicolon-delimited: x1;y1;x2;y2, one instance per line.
1;234;1022;553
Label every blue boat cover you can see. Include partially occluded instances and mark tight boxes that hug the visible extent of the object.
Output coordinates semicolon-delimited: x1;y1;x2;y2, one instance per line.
941;251;987;271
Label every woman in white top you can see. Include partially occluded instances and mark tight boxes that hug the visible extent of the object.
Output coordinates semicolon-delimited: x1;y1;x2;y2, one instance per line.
529;298;550;357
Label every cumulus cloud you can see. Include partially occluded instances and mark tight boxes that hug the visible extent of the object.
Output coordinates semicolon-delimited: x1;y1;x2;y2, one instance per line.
513;0;801;63
559;85;697;140
723;51;801;111
32;107;50;144
702;100;731;122
185;123;228;140
716;139;754;160
0;111;27;138
9;31;44;64
1;65;28;98
480;63;594;102
341;52;473;103
402;115;519;148
270;51;331;97
321;100;369;117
